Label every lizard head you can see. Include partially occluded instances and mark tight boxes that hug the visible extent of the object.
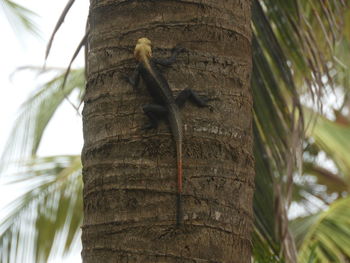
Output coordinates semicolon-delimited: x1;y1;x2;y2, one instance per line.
134;37;152;61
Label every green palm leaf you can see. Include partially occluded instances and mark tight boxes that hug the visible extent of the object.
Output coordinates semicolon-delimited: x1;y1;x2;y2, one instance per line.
0;0;40;37
293;197;350;262
1;68;85;166
251;0;349;261
0;155;82;263
290;110;350;262
0;67;85;261
305;109;350;176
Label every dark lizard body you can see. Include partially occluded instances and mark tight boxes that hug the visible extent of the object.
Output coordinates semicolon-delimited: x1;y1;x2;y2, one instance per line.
128;38;209;225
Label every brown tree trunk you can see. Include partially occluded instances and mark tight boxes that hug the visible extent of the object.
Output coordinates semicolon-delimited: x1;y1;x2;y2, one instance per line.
82;1;254;262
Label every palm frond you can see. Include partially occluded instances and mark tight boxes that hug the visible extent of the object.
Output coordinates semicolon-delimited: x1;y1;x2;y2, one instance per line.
303;162;348;195
45;0;76;61
293;197;350;263
305;109;350;175
289;109;350;218
252;1;303;260
252;228;283;263
1;68;85;166
0;155;82;263
0;0;40;37
61;32;88;91
262;0;346;98
252;125;282;262
251;0;349;261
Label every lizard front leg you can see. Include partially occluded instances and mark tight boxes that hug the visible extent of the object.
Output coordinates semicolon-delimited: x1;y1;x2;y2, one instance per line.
126;65;141;89
153;46;185;66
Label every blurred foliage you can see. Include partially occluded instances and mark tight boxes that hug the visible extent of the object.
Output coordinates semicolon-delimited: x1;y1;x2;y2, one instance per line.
1;68;84;163
0;0;40;37
0;156;82;263
252;0;350;262
0;68;85;263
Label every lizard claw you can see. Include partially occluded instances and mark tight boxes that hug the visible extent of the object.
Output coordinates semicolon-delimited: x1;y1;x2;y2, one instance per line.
199;96;216;111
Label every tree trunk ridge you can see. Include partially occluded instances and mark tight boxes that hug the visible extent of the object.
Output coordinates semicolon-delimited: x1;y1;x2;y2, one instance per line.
82;0;253;262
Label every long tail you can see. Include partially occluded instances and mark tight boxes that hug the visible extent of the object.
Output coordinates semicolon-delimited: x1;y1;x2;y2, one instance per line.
168;105;183;226
176;140;183;226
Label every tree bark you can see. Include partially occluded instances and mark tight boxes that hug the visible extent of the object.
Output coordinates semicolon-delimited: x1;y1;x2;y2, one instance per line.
82;0;254;262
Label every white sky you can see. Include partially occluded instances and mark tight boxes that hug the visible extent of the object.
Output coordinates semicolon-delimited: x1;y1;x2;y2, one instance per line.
0;0;88;156
0;0;89;262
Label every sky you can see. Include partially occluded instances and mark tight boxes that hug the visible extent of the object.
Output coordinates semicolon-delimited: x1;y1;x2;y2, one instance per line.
0;0;89;262
0;0;88;156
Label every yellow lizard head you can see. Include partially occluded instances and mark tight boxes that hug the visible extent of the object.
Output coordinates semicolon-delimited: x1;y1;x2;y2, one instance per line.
134;37;152;61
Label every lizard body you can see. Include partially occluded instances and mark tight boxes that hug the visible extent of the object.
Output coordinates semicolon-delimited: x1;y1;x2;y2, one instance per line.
128;38;209;225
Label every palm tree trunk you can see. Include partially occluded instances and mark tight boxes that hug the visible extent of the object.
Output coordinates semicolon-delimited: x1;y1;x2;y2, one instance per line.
82;1;254;262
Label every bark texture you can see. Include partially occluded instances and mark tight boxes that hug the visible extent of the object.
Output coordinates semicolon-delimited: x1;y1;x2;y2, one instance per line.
82;0;254;262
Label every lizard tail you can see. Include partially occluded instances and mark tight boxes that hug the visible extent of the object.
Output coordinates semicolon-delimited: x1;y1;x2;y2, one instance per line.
168;105;183;226
176;140;183;226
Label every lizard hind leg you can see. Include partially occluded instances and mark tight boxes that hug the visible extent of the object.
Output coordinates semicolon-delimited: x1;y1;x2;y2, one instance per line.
142;103;168;130
175;88;210;109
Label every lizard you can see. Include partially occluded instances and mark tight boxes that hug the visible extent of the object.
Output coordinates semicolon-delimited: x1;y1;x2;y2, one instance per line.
127;37;210;226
